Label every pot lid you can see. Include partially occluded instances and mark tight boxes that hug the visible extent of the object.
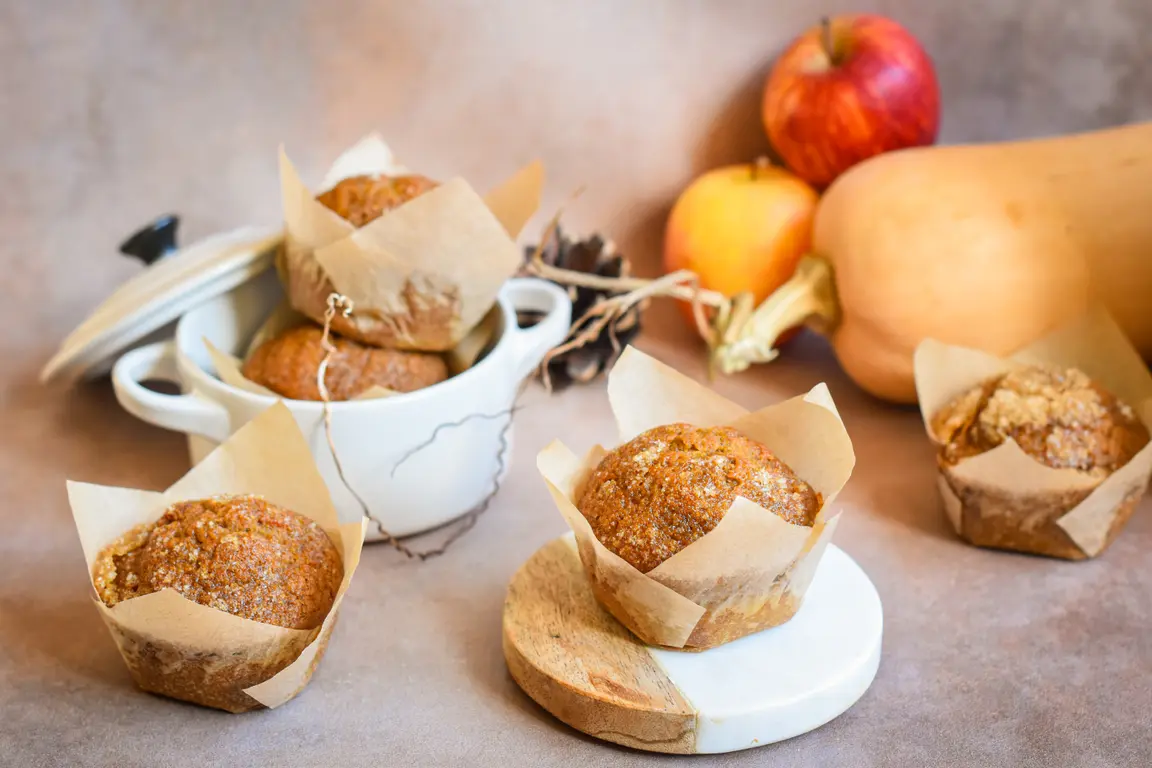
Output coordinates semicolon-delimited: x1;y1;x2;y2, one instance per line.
40;216;283;383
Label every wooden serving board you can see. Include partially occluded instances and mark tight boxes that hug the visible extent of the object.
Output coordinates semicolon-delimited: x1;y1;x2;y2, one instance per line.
503;535;883;754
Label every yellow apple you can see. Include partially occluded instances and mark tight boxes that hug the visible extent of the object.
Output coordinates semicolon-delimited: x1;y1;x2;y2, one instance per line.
664;161;818;333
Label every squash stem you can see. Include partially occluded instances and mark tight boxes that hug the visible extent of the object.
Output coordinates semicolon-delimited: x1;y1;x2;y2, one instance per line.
710;254;840;374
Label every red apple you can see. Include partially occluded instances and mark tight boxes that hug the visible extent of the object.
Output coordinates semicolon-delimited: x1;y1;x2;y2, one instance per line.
762;15;939;188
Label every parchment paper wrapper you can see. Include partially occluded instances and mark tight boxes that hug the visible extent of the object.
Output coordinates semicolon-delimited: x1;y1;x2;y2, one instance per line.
537;347;856;650
278;133;543;351
67;402;367;712
914;306;1152;560
203;298;501;400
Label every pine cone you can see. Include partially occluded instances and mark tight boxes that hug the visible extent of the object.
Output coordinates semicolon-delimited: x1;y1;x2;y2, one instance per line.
521;225;644;390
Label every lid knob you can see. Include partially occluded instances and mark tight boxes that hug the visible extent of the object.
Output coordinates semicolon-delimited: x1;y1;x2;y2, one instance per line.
120;214;180;265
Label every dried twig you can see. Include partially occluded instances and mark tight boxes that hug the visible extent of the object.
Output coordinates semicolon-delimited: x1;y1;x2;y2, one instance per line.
519;209;751;380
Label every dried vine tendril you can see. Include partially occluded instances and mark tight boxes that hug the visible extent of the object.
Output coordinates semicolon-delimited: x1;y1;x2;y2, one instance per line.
317;293;511;560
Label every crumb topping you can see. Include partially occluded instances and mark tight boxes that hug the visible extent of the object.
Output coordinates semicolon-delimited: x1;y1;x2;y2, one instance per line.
933;365;1149;476
576;424;821;573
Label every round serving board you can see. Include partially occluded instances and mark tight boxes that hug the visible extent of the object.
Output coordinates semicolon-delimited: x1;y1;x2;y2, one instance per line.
503;534;883;755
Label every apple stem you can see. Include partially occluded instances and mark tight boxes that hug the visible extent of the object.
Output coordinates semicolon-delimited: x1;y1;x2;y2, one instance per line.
820;17;836;64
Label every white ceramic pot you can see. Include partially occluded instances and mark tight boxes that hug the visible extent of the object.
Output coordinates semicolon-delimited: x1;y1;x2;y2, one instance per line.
112;268;572;539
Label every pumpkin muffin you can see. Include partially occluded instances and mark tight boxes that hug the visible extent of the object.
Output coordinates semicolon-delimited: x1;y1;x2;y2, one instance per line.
931;365;1150;559
242;323;449;401
577;423;821;573
94;495;343;630
932;365;1148;477
316;173;439;227
281;172;462;351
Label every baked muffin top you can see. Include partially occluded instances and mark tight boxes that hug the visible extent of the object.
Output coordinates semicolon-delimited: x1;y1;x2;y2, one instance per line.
242;324;449;401
93;495;343;630
932;365;1149;477
316;174;439;227
576;423;821;573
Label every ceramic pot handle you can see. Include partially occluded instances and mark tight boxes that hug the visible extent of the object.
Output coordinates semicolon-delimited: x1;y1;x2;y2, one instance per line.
501;278;573;383
112;341;232;443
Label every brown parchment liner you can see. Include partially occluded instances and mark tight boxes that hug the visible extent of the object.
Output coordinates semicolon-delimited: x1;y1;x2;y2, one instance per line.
203;298;501;400
914;306;1152;560
277;134;543;351
67;402;367;712
537;347;855;650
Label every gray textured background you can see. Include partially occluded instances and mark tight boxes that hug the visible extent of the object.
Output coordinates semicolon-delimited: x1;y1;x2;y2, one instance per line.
3;2;1151;766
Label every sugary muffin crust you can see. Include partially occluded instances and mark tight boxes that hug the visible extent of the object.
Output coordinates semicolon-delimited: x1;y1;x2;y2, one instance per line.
94;495;343;630
242;324;448;401
316;173;439;227
577;423;821;573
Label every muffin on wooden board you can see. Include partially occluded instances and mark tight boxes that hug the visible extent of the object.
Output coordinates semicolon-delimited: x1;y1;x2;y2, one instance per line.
578;423;821;573
538;347;855;651
931;364;1149;559
242;323;448;401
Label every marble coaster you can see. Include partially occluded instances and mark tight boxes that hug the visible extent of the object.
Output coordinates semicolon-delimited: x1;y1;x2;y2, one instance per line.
503;534;883;754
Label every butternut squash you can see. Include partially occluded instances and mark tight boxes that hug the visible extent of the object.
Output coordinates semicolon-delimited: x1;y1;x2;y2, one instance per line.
713;121;1152;404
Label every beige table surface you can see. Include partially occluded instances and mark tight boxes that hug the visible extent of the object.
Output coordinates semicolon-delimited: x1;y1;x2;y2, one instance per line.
4;312;1152;767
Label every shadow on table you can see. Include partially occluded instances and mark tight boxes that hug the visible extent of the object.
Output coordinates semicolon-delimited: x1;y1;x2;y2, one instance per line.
8;354;188;487
425;566;610;743
855;473;958;544
0;593;129;689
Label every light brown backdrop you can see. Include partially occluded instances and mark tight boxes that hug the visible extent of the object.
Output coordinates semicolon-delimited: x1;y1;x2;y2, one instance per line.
4;0;1151;355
